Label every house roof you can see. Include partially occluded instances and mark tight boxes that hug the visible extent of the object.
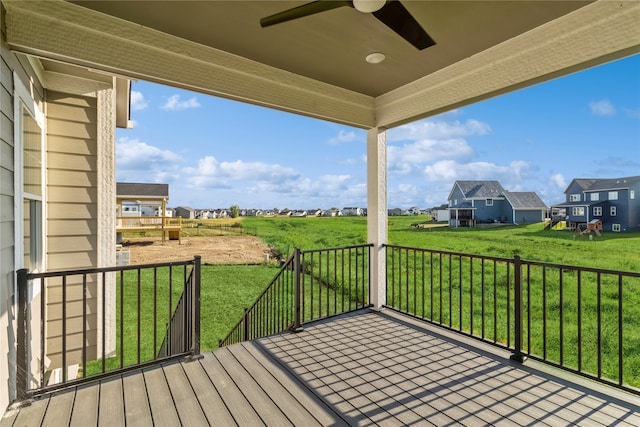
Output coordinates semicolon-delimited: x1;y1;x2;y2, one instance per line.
503;191;548;210
454;181;506;199
567;176;640;193
116;182;169;199
6;1;638;129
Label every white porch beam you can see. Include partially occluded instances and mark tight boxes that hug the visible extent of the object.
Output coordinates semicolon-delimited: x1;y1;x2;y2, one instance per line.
4;0;375;129
376;0;640;128
367;128;387;310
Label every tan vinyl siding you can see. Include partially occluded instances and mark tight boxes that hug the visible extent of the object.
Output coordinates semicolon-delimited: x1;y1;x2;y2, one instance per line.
46;90;99;367
1;36;46;411
0;50;15;412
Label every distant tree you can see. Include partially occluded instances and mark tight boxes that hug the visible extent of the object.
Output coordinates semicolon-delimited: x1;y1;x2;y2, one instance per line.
230;204;240;218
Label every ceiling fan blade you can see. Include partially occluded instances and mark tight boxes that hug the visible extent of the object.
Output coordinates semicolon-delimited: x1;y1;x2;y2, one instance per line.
373;1;435;50
260;1;351;28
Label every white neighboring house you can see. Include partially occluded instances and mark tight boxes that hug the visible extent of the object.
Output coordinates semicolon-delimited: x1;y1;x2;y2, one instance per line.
342;207;363;216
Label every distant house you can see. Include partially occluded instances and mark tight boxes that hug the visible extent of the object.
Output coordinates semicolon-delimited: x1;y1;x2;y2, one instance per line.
322;208;343;217
306;209;322;217
388;208;402;216
343;207;363;216
174;206;195;219
116;182;170;217
432;204;450;222
448;180;547;227
553;176;640;232
292;210;308;217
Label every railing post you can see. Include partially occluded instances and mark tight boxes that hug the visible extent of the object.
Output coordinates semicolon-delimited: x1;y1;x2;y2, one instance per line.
292;248;303;332
242;307;249;341
16;268;30;401
192;255;201;356
510;255;525;363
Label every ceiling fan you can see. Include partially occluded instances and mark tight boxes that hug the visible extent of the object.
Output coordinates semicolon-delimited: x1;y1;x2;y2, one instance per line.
260;0;435;50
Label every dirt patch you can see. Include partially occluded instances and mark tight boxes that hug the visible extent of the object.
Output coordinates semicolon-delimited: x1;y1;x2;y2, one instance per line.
121;236;276;265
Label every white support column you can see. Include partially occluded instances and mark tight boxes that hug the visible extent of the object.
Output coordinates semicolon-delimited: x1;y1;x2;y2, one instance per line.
367;128;387;310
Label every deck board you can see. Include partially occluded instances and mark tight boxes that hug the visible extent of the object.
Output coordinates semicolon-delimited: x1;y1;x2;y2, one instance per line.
97;377;124;427
162;362;209;426
39;390;73;427
142;366;181;427
241;342;349;427
122;372;153;427
230;343;323;426
3;310;639;427
11;395;48;427
199;351;265;426
214;347;294;426
181;356;236;426
68;384;98;427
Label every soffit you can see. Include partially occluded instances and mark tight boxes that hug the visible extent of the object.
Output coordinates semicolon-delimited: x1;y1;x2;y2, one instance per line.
72;0;589;97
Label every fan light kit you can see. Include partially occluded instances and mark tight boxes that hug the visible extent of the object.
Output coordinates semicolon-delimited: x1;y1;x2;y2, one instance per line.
366;52;386;64
353;0;386;13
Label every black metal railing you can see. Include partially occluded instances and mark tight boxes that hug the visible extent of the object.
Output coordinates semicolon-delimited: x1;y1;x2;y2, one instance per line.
384;244;640;395
16;256;201;399
219;244;372;346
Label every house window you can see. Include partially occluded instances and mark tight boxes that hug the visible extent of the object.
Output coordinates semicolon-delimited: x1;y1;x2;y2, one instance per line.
593;207;602;216
612;224;621;232
570;194;581;202
572;207;584;216
15;74;45;273
608;191;618;200
590;193;599;201
610;206;617;216
631;190;635;199
486;199;493;206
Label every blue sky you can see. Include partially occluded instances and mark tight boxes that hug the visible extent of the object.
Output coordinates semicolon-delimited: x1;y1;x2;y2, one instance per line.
116;54;640;210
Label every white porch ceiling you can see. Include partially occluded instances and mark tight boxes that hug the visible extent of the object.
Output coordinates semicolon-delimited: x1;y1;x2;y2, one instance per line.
4;0;640;128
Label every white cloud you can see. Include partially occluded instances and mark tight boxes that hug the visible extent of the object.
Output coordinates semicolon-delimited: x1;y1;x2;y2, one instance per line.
130;91;148;111
327;129;361;145
422;160;534;184
589;99;615;116
184;156;301;190
116;138;183;183
388;138;475;175
550;173;566;190
389;118;491;141
161;94;201;111
117;137;182;169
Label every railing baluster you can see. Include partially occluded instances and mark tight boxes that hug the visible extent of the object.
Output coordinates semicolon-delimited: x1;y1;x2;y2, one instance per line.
137;268;141;364
120;270;124;368
459;255;463;332
481;259;485;340
559;268;564;366
543;266;547;360
101;271;106;374
597;272;602;379
82;273;87;378
618;274;623;386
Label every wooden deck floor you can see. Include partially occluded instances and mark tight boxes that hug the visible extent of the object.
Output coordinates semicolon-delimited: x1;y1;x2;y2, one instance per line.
2;310;639;426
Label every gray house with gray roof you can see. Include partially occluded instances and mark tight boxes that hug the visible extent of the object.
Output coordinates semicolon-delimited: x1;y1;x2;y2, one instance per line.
448;180;547;227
